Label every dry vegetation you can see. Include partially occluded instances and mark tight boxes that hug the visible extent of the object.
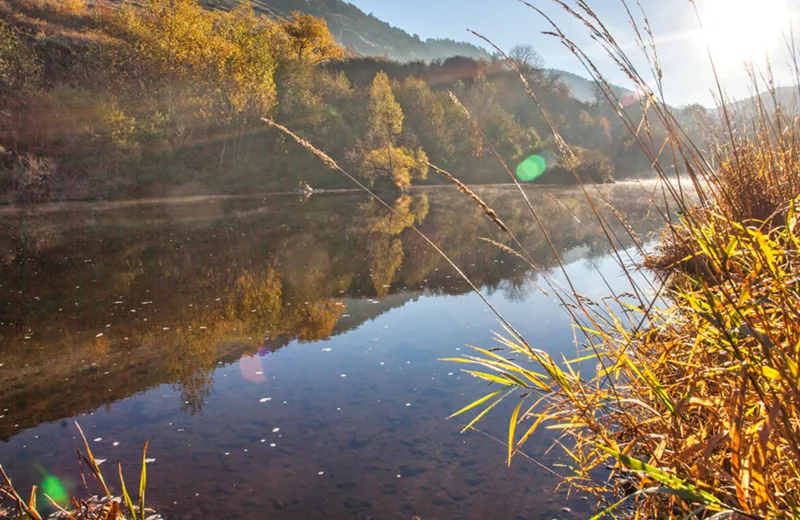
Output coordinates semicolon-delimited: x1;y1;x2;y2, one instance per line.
439;3;800;520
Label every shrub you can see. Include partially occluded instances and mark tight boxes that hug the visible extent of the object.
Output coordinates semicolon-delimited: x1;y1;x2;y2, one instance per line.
10;152;54;202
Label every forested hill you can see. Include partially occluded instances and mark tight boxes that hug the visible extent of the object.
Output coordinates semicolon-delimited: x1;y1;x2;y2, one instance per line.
1;0;706;204
208;0;633;101
210;0;490;61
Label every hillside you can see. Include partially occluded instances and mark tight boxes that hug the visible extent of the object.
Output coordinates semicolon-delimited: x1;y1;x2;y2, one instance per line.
210;0;490;61
0;0;670;203
213;0;634;100
553;69;634;104
722;86;799;116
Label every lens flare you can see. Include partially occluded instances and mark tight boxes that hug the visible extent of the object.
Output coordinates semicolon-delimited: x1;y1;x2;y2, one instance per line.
516;154;548;182
239;354;266;383
41;474;69;505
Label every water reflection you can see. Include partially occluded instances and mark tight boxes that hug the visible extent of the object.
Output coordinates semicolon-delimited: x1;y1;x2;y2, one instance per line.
0;184;664;519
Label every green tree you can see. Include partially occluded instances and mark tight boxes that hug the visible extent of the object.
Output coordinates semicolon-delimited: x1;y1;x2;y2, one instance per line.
394;76;455;162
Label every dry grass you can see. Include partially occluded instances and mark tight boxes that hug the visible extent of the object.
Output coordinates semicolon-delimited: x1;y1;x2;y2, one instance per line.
438;2;800;519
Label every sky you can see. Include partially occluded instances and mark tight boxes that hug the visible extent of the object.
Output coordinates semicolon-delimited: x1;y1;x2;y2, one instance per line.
347;0;800;106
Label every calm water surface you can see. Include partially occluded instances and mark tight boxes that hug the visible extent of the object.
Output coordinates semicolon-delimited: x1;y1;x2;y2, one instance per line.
0;184;663;519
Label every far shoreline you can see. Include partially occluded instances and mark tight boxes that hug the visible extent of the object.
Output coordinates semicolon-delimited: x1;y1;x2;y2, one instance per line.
0;178;669;215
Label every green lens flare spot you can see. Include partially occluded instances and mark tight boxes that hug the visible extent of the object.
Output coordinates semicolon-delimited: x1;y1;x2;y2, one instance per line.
42;475;69;505
516;154;547;182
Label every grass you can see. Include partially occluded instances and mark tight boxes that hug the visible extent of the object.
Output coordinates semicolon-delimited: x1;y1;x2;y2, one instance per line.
0;422;156;520
440;2;800;519
267;1;800;518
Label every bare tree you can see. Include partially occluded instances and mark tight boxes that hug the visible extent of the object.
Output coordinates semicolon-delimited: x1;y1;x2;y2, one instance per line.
508;44;544;74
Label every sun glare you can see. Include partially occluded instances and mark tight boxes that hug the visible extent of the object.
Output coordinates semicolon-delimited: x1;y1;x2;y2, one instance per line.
698;0;790;65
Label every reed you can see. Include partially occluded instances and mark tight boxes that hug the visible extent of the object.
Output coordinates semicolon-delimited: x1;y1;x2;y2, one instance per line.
441;2;800;519
0;422;156;520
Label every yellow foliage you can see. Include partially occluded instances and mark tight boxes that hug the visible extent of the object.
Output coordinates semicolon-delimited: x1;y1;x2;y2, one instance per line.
279;11;344;64
368;71;404;147
356;145;428;189
113;0;278;122
368;236;404;297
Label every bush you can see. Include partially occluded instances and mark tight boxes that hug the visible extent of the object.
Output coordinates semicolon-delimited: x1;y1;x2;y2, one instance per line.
7;153;55;202
0;18;40;93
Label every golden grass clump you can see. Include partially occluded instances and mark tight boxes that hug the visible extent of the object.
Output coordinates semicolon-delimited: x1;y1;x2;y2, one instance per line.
647;122;800;278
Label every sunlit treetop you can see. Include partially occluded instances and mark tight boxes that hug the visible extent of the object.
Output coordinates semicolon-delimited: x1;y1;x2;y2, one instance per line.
279;11;346;64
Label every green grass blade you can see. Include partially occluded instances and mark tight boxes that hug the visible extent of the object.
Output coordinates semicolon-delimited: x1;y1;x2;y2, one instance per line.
508;399;524;466
139;440;148;520
118;463;136;519
447;389;505;420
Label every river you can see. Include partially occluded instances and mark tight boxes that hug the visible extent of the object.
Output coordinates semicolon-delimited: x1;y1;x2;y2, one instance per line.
0;183;665;519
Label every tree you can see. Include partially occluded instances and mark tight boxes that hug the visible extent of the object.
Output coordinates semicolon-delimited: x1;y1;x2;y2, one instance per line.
212;3;279;122
367;71;403;148
355;145;428;190
394;76;455;161
352;71;429;190
508;44;543;74
279;11;345;64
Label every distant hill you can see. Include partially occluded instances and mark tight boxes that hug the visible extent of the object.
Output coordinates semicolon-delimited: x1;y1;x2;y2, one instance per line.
214;0;635;102
210;0;490;61
553;69;634;104
722;86;799;116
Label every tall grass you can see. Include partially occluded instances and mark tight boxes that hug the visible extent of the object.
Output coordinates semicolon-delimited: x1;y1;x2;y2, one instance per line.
266;1;800;518
440;2;800;519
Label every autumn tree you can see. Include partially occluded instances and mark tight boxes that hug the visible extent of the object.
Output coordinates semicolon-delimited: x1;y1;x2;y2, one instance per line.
211;3;279;123
114;0;278;125
279;12;345;64
354;71;428;190
367;71;403;148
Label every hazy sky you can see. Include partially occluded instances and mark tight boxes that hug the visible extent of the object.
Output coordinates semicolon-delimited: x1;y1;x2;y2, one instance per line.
347;0;800;106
